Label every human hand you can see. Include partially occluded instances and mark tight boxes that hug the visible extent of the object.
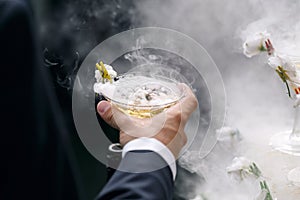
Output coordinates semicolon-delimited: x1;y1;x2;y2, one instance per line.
97;83;198;158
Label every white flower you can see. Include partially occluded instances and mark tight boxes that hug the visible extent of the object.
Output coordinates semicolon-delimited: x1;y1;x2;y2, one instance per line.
227;157;252;173
95;70;102;83
104;64;118;79
94;64;118;83
243;31;270;58
227;157;261;180
268;55;295;71
93;81;116;97
94;63;118;96
268;55;299;83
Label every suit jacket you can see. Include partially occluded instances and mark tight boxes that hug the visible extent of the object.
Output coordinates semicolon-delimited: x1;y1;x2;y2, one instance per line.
97;150;174;200
0;1;80;199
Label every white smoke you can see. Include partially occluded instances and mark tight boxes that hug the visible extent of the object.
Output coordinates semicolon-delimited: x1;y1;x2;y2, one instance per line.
131;0;300;199
34;0;300;198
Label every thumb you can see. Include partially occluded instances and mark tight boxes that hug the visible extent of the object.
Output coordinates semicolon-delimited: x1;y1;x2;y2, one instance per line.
97;101;119;129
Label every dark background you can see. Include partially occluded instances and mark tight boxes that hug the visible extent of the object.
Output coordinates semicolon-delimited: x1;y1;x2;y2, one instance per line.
31;0;139;199
0;0;138;199
23;1;300;200
1;0;209;199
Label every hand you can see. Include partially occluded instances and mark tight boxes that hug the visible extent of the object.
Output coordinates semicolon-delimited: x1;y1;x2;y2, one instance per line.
97;83;198;158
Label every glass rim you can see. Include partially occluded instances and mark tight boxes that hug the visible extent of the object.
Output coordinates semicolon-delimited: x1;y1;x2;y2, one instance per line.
100;73;187;108
103;92;185;109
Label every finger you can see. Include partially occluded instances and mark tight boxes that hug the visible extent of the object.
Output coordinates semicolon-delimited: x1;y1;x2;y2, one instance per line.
166;83;198;125
97;101;119;129
177;83;198;120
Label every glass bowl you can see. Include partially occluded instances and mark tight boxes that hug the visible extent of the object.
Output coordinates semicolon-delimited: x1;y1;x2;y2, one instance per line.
98;72;186;118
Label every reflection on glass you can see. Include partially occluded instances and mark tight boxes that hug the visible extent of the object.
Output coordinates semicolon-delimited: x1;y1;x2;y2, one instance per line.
102;73;185;118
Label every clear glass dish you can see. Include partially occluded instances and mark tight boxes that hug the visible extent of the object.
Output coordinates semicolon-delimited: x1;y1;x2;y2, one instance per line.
100;71;186;118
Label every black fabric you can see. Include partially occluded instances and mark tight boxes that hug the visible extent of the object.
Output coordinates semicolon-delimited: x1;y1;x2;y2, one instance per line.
0;1;80;199
97;150;174;200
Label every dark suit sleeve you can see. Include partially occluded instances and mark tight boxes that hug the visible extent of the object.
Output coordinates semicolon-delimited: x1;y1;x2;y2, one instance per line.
0;1;81;199
96;150;174;200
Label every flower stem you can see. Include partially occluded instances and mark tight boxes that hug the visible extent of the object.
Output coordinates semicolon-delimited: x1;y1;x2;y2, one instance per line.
286;81;291;98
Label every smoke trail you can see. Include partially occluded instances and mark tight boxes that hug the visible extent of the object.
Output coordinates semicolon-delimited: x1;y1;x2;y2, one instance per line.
33;0;300;199
130;0;300;199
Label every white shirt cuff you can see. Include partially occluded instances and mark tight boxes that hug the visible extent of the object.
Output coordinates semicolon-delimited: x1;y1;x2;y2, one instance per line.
122;137;177;180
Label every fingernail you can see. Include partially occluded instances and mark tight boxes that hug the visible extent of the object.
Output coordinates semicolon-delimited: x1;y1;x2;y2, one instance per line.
98;101;110;114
